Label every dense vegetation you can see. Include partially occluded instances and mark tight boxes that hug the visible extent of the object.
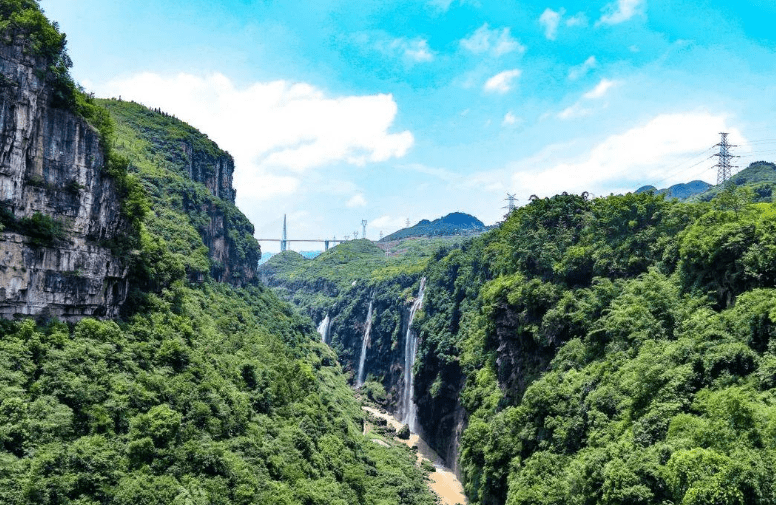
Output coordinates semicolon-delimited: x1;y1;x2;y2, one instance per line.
412;187;776;504
99;98;260;291
0;4;438;503
0;282;434;504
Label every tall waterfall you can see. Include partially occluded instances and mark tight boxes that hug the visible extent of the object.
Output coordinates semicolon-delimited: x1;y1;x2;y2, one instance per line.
317;313;331;344
402;277;427;432
356;299;374;387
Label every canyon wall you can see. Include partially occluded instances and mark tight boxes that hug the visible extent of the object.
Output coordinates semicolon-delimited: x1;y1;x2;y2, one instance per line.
0;42;129;320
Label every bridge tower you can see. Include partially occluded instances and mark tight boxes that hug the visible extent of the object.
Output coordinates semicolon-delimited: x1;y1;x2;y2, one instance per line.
281;214;287;252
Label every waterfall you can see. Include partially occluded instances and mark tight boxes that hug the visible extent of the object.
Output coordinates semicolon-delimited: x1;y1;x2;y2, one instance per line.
402;277;426;432
356;299;374;387
317;313;331;344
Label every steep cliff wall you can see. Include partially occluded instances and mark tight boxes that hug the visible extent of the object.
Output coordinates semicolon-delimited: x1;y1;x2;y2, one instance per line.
99;99;260;286
0;41;129;320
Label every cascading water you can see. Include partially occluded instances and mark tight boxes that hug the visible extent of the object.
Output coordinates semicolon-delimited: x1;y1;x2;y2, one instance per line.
317;313;331;344
402;277;426;432
356;299;374;387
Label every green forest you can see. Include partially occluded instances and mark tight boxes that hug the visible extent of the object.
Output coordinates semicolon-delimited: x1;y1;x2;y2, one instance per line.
0;3;436;503
261;175;776;505
5;2;776;505
413;187;776;505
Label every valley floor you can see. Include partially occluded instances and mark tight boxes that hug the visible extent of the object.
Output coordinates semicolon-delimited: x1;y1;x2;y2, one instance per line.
363;406;467;505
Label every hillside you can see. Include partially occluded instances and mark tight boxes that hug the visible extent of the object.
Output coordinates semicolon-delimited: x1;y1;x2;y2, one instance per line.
0;3;437;504
636;180;712;200
381;212;486;242
269;188;776;505
99;98;261;289
692;161;776;202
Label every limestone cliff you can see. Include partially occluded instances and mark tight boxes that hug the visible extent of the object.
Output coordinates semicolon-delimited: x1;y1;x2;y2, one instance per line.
0;42;129;319
99;99;260;286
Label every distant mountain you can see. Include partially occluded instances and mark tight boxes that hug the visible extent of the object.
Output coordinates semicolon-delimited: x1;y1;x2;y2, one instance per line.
635;180;712;200
691;161;776;202
380;212;486;241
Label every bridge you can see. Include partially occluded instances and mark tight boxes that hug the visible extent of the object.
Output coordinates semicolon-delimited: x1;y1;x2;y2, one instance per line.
255;238;349;251
257;214;355;251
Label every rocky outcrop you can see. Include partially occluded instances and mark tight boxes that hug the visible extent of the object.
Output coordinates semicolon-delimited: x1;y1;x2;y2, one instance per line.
0;42;129;320
99;99;260;287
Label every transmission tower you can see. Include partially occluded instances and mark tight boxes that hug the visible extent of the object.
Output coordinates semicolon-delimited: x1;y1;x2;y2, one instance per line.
353;230;359;240
281;214;287;252
713;132;738;185
379;230;383;240
503;193;517;217
361;219;367;239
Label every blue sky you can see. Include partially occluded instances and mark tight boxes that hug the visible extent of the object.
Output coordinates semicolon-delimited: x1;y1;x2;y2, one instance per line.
40;0;776;251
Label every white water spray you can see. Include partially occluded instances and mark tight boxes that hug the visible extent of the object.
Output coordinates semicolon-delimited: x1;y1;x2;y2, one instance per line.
317;313;331;344
356;299;374;387
402;277;426;432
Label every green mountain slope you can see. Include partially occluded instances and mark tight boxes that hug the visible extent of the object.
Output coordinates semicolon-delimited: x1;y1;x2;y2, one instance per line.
267;188;776;505
0;3;436;504
636;180;712;200
414;192;776;504
693;161;776;202
98;98;261;291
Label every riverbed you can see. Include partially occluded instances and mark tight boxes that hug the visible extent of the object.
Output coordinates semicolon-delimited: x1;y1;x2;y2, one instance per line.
363;406;467;505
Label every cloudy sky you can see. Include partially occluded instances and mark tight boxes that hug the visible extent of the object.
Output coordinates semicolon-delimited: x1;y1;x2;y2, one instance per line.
41;0;776;251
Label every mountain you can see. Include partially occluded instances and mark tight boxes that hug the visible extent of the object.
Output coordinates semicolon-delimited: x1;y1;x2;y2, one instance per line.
691;160;776;202
635;179;712;200
0;4;436;504
0;7;139;319
268;190;776;505
381;211;486;241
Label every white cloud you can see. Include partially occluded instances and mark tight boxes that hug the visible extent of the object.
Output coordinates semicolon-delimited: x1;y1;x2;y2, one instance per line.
502;111;519;125
460;24;525;57
558;78;618;120
558;104;593;120
565;12;588;27
346;194;367;208
568;56;597;80
371;214;409;234
405;39;434;62
484;69;521;93
539;8;564;40
97;72;414;203
583;78;617;99
370;35;435;63
512;112;738;197
598;0;644;25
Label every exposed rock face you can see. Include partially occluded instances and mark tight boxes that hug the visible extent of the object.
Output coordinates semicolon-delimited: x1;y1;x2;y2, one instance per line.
179;148;256;285
99;98;259;287
0;43;129;320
